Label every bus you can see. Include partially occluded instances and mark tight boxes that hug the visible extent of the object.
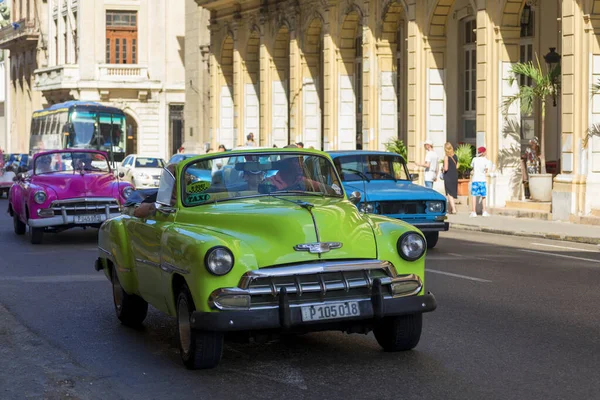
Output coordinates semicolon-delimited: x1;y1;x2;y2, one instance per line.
29;101;127;164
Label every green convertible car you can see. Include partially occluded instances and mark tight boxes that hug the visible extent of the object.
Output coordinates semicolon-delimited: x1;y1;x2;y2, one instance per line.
95;148;437;369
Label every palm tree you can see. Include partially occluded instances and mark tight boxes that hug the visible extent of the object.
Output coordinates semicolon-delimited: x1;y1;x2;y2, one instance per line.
503;56;561;174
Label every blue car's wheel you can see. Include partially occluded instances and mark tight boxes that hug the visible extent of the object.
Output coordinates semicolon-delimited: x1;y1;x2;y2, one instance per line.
424;232;439;249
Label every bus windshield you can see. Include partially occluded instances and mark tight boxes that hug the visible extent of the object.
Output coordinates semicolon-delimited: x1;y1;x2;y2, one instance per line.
30;103;127;163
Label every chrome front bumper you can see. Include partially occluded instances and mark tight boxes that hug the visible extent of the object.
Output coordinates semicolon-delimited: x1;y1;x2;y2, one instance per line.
28;212;121;228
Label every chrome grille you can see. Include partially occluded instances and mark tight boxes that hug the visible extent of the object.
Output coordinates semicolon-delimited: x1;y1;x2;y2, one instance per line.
379;201;426;215
240;260;394;307
51;198;120;216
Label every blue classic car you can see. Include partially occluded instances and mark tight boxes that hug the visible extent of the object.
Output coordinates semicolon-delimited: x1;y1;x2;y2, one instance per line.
329;151;448;248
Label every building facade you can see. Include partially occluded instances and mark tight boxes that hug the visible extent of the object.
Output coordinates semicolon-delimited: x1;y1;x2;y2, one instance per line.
0;0;186;160
189;0;600;221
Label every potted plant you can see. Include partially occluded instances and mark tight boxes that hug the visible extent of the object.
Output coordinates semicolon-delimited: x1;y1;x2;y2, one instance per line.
455;143;473;196
384;138;408;161
503;55;561;202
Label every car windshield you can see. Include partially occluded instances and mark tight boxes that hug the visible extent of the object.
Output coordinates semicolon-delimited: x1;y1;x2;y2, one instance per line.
34;152;111;175
334;154;410;181
181;152;344;206
135;157;165;168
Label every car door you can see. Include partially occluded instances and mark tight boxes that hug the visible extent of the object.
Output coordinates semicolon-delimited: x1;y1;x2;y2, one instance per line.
129;167;176;309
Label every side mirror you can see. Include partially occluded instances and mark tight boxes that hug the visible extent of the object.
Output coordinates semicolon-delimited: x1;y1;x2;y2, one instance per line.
349;191;362;205
410;173;419;182
118;172;125;178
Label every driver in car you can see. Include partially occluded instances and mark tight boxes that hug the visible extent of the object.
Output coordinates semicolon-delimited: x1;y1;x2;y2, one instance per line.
36;155;53;173
264;156;333;194
133;163;178;218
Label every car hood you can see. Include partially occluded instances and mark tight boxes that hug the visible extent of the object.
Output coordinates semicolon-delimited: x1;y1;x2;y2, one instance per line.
343;180;447;202
133;168;163;177
32;173;116;198
177;196;377;268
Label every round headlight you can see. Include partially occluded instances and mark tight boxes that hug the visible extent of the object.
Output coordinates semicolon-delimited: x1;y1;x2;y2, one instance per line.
122;186;133;199
397;232;426;261
428;201;445;213
358;202;375;213
34;191;47;204
205;247;234;276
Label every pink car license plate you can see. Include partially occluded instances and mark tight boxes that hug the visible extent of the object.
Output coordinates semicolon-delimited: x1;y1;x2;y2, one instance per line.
74;215;103;224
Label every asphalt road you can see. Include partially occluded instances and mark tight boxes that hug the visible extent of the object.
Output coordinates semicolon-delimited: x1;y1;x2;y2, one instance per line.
0;196;599;400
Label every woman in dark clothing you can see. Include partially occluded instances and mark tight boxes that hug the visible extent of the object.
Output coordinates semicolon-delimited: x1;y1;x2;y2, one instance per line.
442;142;458;214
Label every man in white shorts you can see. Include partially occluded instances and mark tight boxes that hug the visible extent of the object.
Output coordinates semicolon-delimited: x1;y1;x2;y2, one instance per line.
470;146;492;217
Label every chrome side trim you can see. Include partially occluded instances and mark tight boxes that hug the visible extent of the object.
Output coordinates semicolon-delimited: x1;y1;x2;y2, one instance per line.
98;246;111;256
135;258;161;268
160;262;189;275
238;260;395;288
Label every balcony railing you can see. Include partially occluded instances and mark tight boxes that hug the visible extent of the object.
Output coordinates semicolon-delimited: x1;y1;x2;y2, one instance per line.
34;65;80;91
0;19;40;49
98;64;149;82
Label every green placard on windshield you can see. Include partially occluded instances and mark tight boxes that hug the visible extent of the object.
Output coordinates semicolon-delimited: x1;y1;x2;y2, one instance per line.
186;193;210;204
187;181;211;194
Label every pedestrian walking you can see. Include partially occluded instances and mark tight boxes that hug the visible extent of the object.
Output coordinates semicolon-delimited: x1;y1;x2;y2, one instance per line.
245;133;256;147
442;142;458;214
415;139;438;189
470;146;492;218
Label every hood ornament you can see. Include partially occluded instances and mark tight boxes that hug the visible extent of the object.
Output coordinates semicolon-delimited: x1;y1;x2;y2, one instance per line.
294;242;343;254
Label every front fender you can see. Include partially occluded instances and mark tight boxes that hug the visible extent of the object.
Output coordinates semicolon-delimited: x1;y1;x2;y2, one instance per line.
162;224;260;315
365;214;427;293
98;215;138;293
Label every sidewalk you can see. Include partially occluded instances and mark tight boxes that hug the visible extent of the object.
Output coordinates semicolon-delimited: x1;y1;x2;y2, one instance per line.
447;212;600;245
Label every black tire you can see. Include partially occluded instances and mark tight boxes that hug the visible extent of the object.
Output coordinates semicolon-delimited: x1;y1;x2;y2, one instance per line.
112;267;148;327
374;314;423;352
13;213;26;235
29;227;44;244
177;284;223;369
424;232;439;249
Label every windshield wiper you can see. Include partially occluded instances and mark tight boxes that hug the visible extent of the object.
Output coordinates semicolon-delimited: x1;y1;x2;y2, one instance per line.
342;168;370;182
272;190;325;197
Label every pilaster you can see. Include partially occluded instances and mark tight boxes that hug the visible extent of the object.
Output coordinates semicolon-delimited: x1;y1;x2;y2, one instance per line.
322;6;335;151
362;1;377;150
289;27;302;144
259;16;271;146
232;25;243;148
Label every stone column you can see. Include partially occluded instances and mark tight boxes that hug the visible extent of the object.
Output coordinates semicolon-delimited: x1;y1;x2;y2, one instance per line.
259;15;271;146
405;0;426;166
322;5;336;150
208;23;220;151
585;15;600;214
232;22;243;148
553;0;587;220
361;1;377;150
289;26;302;144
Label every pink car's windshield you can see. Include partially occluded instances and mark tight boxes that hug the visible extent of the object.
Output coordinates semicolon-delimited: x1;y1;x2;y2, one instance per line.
34;152;111;175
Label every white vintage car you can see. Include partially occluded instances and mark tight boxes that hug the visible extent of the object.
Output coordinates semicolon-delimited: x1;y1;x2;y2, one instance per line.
0;166;16;198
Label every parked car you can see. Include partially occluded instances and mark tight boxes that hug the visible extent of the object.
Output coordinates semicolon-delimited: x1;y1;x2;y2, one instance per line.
5;153;30;173
95;148;437;369
329;151;448;248
8;150;134;244
0;164;16;197
118;155;166;188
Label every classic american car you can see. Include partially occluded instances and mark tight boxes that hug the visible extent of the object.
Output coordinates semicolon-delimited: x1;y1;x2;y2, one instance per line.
0;165;16;197
95;148;437;369
329;151;449;248
8;149;134;244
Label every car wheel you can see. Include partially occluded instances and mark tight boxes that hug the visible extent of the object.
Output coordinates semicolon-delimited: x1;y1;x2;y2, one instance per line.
424;232;439;249
111;267;148;327
13;213;26;235
373;314;422;352
29;227;44;245
177;284;223;369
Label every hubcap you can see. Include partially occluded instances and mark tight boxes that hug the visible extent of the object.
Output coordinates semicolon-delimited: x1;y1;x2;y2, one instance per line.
178;297;192;354
112;273;123;313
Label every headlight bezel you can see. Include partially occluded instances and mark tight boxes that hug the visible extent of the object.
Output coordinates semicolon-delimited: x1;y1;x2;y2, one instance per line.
204;246;235;276
397;232;426;261
427;201;445;213
358;201;377;214
33;191;47;205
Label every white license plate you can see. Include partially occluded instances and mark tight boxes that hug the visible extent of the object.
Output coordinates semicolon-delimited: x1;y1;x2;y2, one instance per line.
74;214;104;224
301;301;360;322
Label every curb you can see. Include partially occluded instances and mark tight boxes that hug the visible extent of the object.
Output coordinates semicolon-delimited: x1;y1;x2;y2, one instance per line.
450;223;600;245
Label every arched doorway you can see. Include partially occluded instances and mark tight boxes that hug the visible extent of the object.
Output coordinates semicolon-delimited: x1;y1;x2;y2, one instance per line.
338;11;362;150
272;25;290;147
219;35;234;149
303;17;324;150
125;113;138;156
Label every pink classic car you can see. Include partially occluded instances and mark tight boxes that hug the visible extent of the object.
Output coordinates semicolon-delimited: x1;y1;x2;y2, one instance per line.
8;149;134;244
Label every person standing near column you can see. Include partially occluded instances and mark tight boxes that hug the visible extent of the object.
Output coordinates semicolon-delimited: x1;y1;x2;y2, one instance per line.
415;139;439;189
442;142;458;214
470;146;492;217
